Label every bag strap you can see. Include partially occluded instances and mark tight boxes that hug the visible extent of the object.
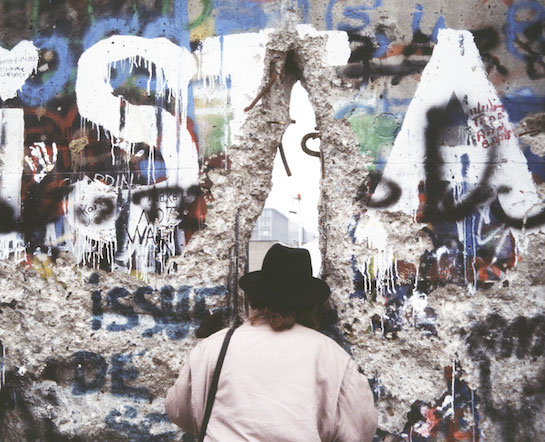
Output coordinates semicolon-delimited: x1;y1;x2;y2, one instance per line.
198;326;237;442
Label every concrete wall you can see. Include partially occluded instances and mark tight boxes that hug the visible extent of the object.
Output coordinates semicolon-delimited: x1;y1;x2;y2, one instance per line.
0;0;544;440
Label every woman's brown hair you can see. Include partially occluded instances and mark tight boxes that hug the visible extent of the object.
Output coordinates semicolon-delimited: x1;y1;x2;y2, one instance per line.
248;294;324;331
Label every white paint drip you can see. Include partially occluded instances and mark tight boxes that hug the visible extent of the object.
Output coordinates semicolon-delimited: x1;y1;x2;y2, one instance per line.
0;234;26;263
73;36;201;274
67;179;117;243
475;205;502;247
354;213;397;296
0;109;23;217
194;30;273;147
76;36;199;189
401;291;434;328
441;394;454;418
452;183;478;293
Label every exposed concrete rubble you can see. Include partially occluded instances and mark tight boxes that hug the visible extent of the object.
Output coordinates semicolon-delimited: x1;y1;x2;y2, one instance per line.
1;1;545;441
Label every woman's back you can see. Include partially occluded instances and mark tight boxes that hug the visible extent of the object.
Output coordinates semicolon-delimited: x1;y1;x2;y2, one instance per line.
166;321;377;441
166;245;377;441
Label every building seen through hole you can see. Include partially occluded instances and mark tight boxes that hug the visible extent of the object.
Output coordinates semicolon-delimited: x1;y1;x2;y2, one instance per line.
248;81;321;275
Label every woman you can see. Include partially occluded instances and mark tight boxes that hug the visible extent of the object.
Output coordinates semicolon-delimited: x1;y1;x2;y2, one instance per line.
166;244;378;441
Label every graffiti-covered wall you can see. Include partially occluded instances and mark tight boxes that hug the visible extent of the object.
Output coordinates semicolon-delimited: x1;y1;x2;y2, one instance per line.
0;0;544;440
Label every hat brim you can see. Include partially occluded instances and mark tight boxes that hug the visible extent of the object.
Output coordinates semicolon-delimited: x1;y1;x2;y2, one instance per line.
239;271;331;309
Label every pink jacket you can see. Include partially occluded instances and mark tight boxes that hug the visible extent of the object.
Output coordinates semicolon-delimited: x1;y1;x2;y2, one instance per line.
166;321;378;441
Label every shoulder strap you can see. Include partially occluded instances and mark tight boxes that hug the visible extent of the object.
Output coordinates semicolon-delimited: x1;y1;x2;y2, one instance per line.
198;326;237;442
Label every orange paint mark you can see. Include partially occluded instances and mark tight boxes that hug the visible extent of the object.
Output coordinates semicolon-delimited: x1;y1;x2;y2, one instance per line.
425;407;440;438
396;260;417;280
444;365;453;381
185;193;208;242
380;44;405;59
453;430;474;440
416;180;427;222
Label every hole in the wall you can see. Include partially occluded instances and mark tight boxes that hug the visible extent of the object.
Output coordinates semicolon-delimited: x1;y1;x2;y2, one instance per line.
248;81;321;276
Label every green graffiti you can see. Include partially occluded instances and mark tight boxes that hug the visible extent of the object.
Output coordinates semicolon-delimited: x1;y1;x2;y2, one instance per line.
204;115;231;158
32;0;39;35
188;0;213;29
132;0;139;20
161;0;210;29
162;0;172;16
88;0;95;25
66;68;78;94
347;112;400;168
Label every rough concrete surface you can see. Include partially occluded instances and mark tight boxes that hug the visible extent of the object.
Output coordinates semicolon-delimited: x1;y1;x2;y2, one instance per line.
0;1;545;441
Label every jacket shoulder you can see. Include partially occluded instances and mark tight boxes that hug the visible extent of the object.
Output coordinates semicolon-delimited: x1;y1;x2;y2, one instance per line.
293;325;352;358
189;327;230;359
202;326;230;342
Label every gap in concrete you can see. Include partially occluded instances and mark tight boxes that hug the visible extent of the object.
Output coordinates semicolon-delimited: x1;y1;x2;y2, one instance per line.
248;80;322;275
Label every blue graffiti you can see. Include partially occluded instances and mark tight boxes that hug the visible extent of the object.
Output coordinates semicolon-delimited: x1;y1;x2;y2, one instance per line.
337;6;371;32
523;145;545;182
107;60;161;96
82;17;140;50
505;1;545;61
91;290;103;331
89;272;100;284
92;285;228;340
461;153;470;180
349;255;367;300
501;87;545;122
143;17;188;47
326;0;381;30
458;156;478;282
72;351;108;395
412;4;424;33
105;408;180;441
215;0;267;35
373;33;390;58
124;406;138;419
326;0;389;58
412;3;445;43
106;287;139;332
173;0;191;49
111;354;151;399
194;285;228;297
72;351;151;399
20;34;74;107
134;285;191;340
297;0;310;24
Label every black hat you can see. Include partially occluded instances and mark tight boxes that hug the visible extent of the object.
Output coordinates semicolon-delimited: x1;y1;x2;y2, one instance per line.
239;243;330;309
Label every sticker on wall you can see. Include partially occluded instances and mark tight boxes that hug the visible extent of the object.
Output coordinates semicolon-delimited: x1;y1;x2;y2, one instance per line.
0;41;38;101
